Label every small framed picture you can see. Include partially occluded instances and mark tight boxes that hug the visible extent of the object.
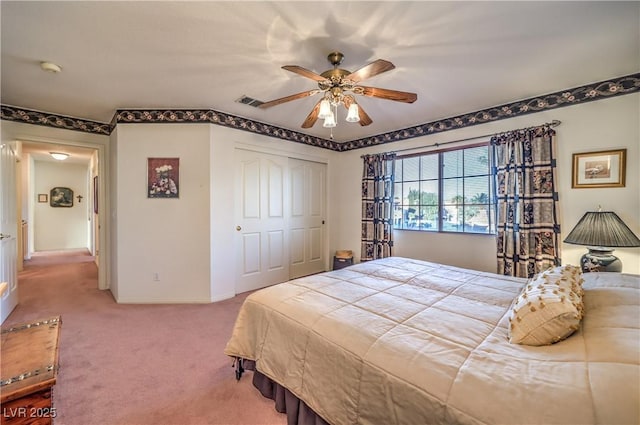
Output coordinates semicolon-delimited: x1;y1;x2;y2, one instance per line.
572;149;626;188
147;157;179;198
38;194;48;203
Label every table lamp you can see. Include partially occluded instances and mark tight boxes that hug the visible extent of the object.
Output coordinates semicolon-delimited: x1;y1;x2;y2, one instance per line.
564;209;640;272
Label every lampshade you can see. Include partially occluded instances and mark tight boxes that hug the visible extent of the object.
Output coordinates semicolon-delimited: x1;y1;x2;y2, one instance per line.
50;152;69;161
564;210;640;273
345;103;360;123
564;211;640;247
322;111;336;128
318;99;332;119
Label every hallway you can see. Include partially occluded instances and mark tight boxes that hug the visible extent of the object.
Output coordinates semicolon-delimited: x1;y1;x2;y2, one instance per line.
27;248;96;265
8;249;103;326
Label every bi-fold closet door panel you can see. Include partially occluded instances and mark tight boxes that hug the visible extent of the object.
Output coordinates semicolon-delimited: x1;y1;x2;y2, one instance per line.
234;149;326;294
289;158;326;280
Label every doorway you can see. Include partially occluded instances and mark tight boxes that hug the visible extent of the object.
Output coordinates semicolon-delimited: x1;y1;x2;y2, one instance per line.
19;140;107;291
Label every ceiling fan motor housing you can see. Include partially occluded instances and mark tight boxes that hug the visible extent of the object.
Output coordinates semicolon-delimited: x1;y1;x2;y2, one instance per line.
319;68;352;89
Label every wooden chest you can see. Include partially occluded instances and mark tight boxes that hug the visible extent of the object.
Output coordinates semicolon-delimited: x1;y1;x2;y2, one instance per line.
1;317;61;425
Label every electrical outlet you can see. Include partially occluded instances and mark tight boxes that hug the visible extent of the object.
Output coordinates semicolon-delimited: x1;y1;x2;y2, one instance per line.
153;273;160;282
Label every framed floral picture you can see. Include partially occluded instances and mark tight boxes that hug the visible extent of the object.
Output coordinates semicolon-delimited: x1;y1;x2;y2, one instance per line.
147;158;179;198
572;149;626;188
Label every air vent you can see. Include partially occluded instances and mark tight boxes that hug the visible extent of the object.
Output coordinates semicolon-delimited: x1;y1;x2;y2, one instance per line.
236;95;264;108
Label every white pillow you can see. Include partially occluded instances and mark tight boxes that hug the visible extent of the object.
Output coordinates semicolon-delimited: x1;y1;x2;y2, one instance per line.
508;265;584;346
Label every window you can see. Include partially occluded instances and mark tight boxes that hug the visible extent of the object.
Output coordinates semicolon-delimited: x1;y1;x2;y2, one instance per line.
393;143;495;234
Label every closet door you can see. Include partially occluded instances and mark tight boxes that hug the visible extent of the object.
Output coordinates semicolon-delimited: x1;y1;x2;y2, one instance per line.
289;158;326;279
234;149;289;293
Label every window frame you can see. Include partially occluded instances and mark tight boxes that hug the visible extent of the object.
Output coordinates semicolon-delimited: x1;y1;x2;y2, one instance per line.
393;141;495;234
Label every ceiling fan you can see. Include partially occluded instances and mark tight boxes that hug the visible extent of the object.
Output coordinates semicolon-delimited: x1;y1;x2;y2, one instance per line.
258;51;417;129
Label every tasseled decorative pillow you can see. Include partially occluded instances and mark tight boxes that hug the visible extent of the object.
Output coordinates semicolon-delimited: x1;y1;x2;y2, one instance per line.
508;265;585;346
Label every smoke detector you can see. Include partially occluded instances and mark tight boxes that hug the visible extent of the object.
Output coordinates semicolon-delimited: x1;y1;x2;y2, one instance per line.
40;61;62;73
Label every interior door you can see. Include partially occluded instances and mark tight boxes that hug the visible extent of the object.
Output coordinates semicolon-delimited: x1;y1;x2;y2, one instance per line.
289;158;326;279
235;149;289;293
1;142;18;324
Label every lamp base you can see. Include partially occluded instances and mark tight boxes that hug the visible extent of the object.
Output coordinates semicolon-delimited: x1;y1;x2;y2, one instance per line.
580;248;622;273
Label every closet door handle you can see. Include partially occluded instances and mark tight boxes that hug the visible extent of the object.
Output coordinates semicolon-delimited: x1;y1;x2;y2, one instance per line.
0;233;11;240
236;226;242;231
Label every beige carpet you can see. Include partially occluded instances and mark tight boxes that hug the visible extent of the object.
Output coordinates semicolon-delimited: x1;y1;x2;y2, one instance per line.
3;250;286;425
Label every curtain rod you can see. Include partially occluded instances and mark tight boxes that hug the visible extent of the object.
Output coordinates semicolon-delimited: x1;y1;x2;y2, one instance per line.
366;119;561;157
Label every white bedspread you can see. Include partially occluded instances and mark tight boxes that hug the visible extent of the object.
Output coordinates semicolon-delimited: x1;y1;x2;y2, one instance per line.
224;257;640;425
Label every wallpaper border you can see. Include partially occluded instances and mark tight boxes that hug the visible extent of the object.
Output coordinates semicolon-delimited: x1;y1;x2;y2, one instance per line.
114;109;341;151
337;72;640;152
0;105;112;135
1;73;638;152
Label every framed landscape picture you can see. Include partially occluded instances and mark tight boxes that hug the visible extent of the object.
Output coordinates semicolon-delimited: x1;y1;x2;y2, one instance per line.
572;149;626;188
50;187;74;207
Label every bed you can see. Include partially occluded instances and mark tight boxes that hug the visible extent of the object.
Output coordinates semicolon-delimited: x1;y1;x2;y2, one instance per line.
224;257;640;425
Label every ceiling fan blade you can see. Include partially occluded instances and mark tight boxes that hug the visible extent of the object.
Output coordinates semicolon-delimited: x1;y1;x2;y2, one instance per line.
357;103;373;126
282;65;328;82
258;89;320;109
345;59;395;83
301;100;322;128
357;86;417;103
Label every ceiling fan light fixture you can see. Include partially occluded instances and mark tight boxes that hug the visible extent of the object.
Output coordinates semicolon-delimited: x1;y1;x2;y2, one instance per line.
345;103;360;123
322;111;336;128
318;99;332;119
50;152;69;161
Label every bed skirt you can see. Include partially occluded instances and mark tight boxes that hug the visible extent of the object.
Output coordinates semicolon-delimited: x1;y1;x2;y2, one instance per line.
243;360;330;425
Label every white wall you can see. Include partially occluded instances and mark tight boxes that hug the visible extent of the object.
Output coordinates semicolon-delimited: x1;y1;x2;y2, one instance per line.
112;122;335;303
114;124;212;303
20;151;33;259
33;160;90;251
556;95;639;274
89;151;99;257
109;127;119;300
330;93;640;275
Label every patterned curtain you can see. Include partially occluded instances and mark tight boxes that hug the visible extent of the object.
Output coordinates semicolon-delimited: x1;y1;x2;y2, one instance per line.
361;153;396;262
491;125;560;278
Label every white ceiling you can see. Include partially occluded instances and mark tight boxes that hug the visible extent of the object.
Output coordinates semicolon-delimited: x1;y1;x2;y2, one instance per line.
1;1;639;143
21;142;95;165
